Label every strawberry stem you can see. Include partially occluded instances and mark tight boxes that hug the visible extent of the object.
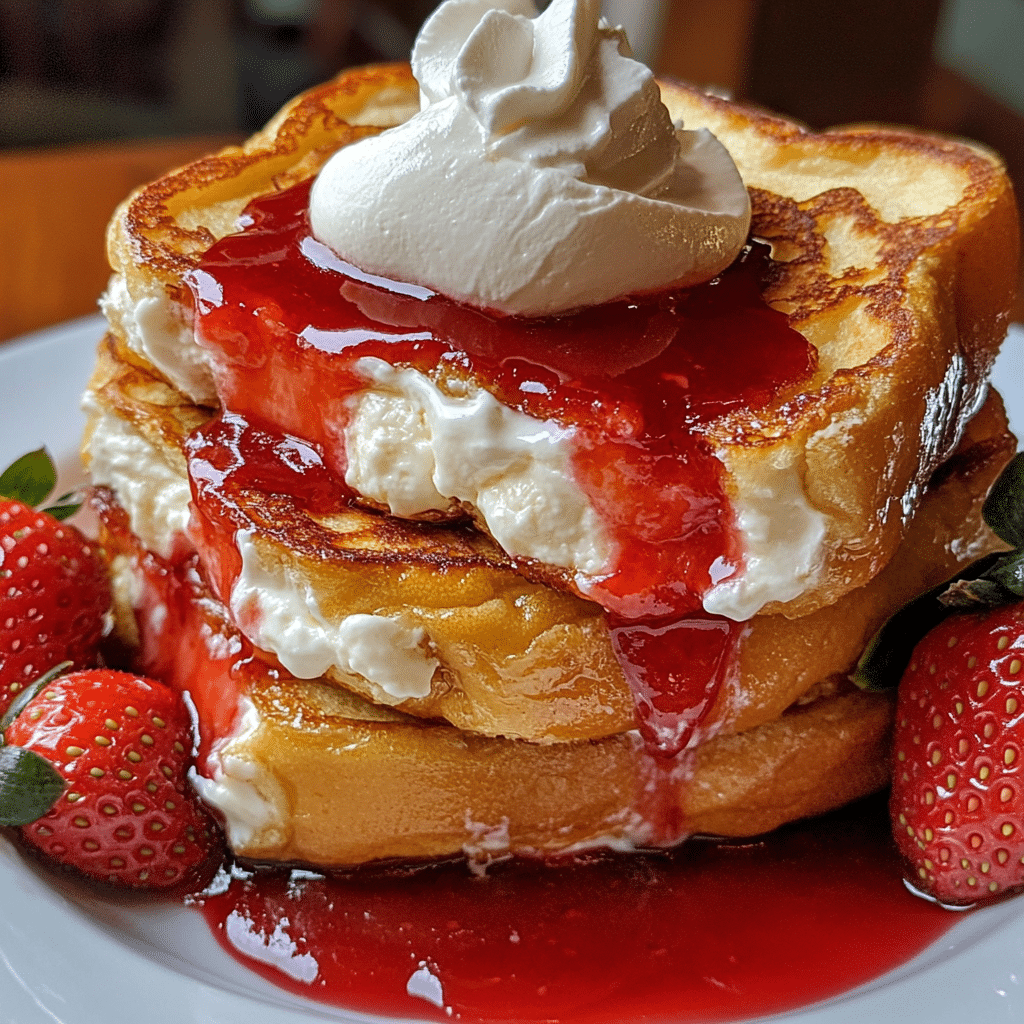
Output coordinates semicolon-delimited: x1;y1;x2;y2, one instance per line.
0;448;57;508
939;575;1018;609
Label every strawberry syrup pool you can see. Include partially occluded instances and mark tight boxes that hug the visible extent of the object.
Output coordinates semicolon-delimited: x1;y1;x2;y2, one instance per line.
193;793;955;1023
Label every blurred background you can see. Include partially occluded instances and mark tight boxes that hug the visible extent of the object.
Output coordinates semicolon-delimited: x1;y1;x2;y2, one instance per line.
1;0;1022;339
1;0;1020;153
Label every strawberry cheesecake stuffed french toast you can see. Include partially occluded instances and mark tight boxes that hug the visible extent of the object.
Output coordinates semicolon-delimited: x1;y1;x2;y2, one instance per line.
78;0;1018;868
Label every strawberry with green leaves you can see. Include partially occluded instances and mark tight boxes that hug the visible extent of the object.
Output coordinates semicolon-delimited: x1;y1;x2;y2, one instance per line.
0;665;221;888
857;452;1024;906
0;449;110;712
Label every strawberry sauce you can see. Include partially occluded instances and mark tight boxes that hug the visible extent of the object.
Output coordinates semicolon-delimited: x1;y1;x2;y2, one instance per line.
196;795;954;1024
188;179;814;626
185;178;814;756
92;492;257;763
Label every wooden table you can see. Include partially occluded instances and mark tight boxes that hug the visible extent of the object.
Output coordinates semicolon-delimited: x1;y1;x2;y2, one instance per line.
0;137;238;344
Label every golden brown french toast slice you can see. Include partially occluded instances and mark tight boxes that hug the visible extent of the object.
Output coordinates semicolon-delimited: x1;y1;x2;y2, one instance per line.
84;332;1014;746
100;64;1018;624
93;503;894;867
209;677;896;867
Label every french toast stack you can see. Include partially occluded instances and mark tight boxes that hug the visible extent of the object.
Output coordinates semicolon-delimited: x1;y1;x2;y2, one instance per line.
82;64;1019;868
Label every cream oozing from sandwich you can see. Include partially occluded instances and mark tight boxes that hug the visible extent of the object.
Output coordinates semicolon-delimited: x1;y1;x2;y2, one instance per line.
229;530;440;706
308;0;751;315
84;404;441;706
82;395;193;560
343;356;614;578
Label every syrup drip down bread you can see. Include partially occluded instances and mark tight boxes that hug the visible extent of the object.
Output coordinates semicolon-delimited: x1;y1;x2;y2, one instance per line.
83;0;1019;867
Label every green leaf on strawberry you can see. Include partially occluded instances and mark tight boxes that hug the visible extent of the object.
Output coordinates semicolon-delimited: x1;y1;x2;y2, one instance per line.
0;448;56;508
0;665;74;826
0;746;65;827
983;450;1024;549
41;495;85;522
0;448;82;520
984;549;1024;598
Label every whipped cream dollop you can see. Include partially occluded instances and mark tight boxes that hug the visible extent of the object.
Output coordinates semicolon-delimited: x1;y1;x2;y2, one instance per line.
344;356;613;578
308;0;751;316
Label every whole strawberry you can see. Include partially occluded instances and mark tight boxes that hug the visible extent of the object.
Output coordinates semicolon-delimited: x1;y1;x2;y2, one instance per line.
858;451;1024;907
0;667;221;888
891;603;1024;905
0;449;110;712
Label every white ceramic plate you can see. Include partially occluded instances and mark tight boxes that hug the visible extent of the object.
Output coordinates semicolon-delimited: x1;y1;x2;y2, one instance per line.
0;315;1022;1024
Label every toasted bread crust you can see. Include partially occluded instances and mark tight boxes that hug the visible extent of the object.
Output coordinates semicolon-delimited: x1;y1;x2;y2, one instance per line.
108;65;419;290
659;82;1018;616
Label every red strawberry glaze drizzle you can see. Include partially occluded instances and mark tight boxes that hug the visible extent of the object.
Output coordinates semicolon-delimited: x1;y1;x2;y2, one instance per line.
92;495;957;1024
194;797;954;1024
187;179;814;625
185;178;814;758
92;491;259;765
